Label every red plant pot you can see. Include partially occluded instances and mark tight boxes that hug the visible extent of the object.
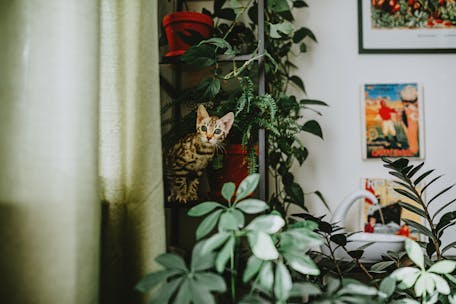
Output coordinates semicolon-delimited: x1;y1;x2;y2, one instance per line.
162;12;214;57
208;144;257;200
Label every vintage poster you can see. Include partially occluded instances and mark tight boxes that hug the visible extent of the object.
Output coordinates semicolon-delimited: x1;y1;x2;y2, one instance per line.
362;83;424;159
361;178;422;240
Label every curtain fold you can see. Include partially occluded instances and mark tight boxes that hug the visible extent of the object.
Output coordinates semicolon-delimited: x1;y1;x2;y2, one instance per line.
99;0;166;303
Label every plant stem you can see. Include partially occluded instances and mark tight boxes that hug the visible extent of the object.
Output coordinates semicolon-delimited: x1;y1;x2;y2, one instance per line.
230;245;235;303
324;235;343;278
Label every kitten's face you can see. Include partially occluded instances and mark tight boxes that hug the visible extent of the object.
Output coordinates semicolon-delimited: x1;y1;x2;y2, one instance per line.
196;105;234;145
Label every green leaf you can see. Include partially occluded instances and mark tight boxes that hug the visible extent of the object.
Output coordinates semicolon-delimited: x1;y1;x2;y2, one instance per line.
174;278;191;304
391;267;420;287
290;283;321;297
293;0;308;8
330;233;347;246
235;198;269;214
406;239;424;269
258;262;274;291
231;209;245;228
191;242;216;272
370;261;395;272
379;276;396;297
302;120;323;139
217;8;236;20
218;211;238;231
348;250;364;260
269;21;294;39
199;37;232;52
407;162;424;179
196;209;223;240
201;232;230;254
398;201;425;218
156;253;188;272
215;236;234;273
181;44;216;67
289;75;306;93
189;280;216;304
149;277;183;304
432;198;456;220
197;77;221;99
436;211;456;232
194;272;227;292
274;260;292;301
285;182;305;206
292;26;317;43
246;215;285;234
442;241;456;254
429;260;456;274
428;185;454;206
414;273;425;297
248;231;279;260
243;255;263;283
235;174;260;202
221;182;236;203
340;284;378;296
420;175;443;194
394;188;420;202
284;253;320;275
135;269;181;292
267;0;290;12
188;202;224;217
403;218;433;239
414;169;435;185
299;43;307;53
429;273;450;295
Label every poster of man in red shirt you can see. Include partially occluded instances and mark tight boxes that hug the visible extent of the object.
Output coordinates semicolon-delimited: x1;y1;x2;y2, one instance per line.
362;83;423;159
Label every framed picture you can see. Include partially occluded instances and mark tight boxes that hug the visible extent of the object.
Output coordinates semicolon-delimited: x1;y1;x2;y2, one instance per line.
361;82;424;159
358;0;456;53
360;178;423;240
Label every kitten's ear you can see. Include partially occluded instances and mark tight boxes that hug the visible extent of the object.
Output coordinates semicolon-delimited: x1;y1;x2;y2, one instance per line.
197;104;209;124
219;112;234;133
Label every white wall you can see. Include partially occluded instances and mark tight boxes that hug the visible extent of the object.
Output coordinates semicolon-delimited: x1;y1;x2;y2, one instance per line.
293;0;456;249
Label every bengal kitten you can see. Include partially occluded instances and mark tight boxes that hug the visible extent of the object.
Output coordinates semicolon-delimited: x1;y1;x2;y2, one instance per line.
166;105;234;203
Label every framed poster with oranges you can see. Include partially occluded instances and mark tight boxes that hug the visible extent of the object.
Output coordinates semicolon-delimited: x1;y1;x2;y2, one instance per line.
358;0;456;53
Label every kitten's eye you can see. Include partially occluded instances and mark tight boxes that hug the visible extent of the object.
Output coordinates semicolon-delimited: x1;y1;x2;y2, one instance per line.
201;126;207;132
214;129;221;135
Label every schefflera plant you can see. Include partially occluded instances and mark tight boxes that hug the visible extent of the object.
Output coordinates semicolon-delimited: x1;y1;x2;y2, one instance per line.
136;174;323;303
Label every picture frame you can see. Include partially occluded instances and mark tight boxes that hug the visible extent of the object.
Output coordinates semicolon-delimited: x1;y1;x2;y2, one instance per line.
358;0;456;54
360;82;425;159
359;178;424;241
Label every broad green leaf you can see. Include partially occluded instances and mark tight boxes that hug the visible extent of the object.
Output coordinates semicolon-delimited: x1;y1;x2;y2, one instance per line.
429;273;450;295
290;282;321;297
414;274;425;297
189;280;215;304
246;215;285;234
235;174;260;202
284;253;320;275
243;255;263;283
289;75;306;93
293;0;308;8
379;276;396;297
406;239;424;269
300;99;328;106
428;260;456;274
135;269;181;292
156;253;188;272
330;233;347;246
269;21;293;39
258;262;274;291
390;267;420;283
215;236;234;273
292;26;317;43
149;277;183;304
197;77;221;99
424;272;435;295
370;261;395;272
302;120;323;139
285;182;305;206
174;278;191;304
274;261;292;301
248;232;279;260
340;284;378;296
191;242;215;272
194;272;227;292
181;44;216;67
196;209;223;240
188;202;224;217
235;198;269;214
199;37;232;51
221;182;236;202
202;232;230;254
218;212;238;231
268;0;290;12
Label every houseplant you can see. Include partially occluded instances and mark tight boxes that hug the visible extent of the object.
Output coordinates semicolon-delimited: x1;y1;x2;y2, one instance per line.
136;166;456;303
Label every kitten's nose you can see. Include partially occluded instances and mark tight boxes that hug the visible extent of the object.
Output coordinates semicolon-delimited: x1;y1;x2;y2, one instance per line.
207;134;213;139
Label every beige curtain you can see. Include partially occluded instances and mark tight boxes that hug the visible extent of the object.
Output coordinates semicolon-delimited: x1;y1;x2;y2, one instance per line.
0;0;165;303
99;0;166;303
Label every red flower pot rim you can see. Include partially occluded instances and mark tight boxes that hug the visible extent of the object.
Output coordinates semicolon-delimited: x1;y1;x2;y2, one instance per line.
162;11;214;27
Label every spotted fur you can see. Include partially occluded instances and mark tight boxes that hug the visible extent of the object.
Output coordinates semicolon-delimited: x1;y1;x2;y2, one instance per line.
166;105;234;203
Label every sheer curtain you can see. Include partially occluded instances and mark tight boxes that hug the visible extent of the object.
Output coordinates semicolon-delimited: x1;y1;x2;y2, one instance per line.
0;0;165;303
99;0;166;303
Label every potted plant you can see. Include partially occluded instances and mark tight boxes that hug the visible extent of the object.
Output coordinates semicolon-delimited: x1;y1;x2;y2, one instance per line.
162;1;214;57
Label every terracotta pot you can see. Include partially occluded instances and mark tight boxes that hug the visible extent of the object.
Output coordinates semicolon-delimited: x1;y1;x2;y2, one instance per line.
162;12;214;57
